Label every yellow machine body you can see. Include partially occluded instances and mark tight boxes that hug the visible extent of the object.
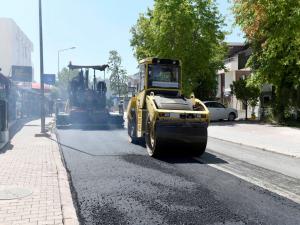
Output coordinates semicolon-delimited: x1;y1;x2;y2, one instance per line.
127;58;209;156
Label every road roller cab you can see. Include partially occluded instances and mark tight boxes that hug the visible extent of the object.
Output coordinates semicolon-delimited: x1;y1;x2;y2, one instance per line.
127;58;209;157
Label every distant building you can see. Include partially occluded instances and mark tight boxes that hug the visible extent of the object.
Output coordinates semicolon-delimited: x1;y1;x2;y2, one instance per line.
0;18;34;121
217;43;252;111
127;72;140;97
0;18;33;77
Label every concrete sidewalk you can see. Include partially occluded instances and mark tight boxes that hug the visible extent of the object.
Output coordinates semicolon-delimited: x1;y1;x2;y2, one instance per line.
0;118;79;225
208;121;300;158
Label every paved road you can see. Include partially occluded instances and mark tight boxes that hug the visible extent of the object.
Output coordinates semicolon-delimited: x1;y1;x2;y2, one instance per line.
56;127;300;225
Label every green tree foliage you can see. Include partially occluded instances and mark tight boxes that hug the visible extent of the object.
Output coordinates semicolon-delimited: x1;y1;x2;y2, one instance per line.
50;87;59;100
233;0;300;122
108;50;128;97
130;0;226;99
56;67;79;99
230;78;260;120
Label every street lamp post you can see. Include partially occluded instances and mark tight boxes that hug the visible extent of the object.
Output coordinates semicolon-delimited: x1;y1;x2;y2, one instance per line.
39;0;45;133
57;47;76;77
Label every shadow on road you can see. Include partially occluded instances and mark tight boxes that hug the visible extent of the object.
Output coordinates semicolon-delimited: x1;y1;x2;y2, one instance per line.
50;135;129;157
57;124;125;131
158;155;202;164
200;152;228;164
158;151;228;165
52;133;228;165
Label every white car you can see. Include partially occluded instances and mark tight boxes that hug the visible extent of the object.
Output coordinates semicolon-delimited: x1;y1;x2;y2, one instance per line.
203;101;238;121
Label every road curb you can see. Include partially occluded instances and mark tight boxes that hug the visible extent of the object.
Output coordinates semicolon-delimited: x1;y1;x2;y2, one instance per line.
50;129;80;225
208;136;298;158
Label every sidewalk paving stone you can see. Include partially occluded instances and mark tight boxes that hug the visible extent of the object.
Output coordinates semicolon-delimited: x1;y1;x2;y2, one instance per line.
208;121;300;158
0;118;79;225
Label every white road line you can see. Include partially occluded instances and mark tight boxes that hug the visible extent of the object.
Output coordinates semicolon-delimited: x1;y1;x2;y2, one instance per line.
194;156;300;205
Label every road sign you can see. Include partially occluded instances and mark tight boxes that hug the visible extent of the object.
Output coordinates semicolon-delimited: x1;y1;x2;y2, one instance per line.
42;74;55;85
11;66;33;82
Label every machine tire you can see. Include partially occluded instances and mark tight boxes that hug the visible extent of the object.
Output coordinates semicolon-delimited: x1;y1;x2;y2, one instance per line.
191;141;207;156
128;113;139;144
191;129;207;157
145;116;161;157
228;112;236;121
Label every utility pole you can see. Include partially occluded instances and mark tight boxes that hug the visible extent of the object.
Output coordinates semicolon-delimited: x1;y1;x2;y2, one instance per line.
57;47;76;78
39;0;45;133
57;51;60;78
117;67;121;98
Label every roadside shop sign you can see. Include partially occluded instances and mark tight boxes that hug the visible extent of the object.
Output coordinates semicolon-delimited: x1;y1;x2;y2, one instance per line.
42;74;56;85
11;66;33;82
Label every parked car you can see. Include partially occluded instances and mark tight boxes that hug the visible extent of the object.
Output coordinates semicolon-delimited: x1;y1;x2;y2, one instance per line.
203;101;238;121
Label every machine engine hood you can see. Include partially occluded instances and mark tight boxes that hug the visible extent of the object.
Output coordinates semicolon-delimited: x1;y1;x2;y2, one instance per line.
153;95;193;110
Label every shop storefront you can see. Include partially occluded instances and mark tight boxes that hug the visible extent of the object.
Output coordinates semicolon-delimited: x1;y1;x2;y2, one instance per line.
0;72;9;148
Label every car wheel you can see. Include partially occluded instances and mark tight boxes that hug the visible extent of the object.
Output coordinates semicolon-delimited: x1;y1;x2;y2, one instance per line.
228;112;236;121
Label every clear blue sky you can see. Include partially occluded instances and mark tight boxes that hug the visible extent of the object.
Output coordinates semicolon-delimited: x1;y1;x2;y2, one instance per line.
1;0;244;82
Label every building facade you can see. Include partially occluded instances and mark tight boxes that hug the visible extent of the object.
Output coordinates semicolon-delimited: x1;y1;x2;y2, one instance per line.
217;43;252;114
0;70;10;148
0;18;34;122
0;18;33;77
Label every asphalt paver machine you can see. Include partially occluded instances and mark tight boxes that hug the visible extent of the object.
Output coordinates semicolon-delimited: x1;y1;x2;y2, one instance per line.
56;62;123;128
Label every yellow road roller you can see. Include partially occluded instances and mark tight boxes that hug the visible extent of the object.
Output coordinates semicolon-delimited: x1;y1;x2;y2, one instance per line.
127;58;209;157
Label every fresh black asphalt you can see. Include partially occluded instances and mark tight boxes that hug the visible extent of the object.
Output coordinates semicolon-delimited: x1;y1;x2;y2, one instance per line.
56;128;300;225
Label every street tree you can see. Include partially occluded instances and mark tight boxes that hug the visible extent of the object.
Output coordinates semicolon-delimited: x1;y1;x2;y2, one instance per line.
56;67;79;99
108;50;128;97
50;87;59;100
230;78;260;120
130;0;227;99
233;0;300;122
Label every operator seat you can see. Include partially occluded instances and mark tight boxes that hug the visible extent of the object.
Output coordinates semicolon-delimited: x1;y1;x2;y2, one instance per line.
97;81;107;96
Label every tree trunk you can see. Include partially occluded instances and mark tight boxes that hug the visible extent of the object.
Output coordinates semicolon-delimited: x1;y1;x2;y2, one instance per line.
275;101;285;123
273;85;286;123
245;101;248;120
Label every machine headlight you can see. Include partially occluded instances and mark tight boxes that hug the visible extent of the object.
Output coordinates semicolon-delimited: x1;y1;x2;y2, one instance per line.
159;113;170;117
196;114;206;119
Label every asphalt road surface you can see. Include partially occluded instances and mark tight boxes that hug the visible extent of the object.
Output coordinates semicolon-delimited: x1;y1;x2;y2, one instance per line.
56;127;300;225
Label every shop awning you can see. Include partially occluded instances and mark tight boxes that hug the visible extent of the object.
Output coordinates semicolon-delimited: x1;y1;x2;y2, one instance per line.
31;82;52;92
